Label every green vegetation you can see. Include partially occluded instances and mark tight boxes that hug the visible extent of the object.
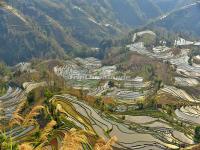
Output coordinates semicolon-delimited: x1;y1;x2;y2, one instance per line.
135;33;156;48
0;62;10;95
1;1;200;149
151;2;200;38
108;80;115;88
0;82;7;96
0;133;18;150
0;0;198;64
194;126;200;143
0;62;11;77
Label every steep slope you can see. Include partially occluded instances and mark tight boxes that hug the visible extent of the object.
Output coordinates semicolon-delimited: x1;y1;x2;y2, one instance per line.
154;0;195;12
0;0;119;65
103;0;162;27
0;0;196;65
0;2;66;65
0;0;163;65
151;2;200;38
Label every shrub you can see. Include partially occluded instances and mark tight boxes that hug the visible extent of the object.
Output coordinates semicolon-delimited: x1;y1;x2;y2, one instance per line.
194;126;200;143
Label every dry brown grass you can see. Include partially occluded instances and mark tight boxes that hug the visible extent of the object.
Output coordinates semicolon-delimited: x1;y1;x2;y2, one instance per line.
60;128;88;150
190;144;200;150
94;136;117;150
40;120;57;142
15;100;27;114
9;105;44;127
9;98;26;127
9;112;24;127
18;143;34;150
23;105;44;126
17;120;56;150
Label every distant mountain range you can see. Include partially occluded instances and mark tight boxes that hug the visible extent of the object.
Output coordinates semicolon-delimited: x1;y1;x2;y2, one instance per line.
0;0;198;65
153;0;196;12
150;1;200;38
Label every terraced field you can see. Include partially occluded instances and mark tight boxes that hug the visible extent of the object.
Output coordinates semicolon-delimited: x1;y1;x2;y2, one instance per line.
175;77;199;86
0;85;40;147
127;31;200;79
0;86;25;123
106;89;146;102
22;82;47;93
50;36;200;149
0;82;49;145
7;125;37;143
123;80;151;89
54;58;149;82
1;82;194;149
175;106;200;124
160;85;200;103
49;94;194;150
123;115;193;145
54;58;152;103
2;29;200;149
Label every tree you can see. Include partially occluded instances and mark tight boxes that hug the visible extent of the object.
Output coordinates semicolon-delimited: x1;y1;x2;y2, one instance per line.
194;126;200;143
108;81;114;88
27;91;35;104
154;79;162;91
137;103;144;110
44;89;53;99
98;39;113;59
0;62;11;77
95;98;102;106
121;115;125;120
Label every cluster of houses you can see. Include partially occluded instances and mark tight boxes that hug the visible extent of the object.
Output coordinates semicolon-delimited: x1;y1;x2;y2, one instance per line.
15;62;36;73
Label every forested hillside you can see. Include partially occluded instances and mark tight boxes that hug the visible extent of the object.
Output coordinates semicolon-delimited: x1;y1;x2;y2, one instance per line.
151;1;200;38
0;0;197;65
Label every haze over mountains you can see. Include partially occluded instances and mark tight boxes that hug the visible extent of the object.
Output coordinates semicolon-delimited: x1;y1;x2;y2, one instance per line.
0;0;199;65
152;1;200;38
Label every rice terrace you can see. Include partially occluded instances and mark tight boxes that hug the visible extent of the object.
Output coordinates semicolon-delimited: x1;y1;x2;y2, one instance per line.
1;0;200;150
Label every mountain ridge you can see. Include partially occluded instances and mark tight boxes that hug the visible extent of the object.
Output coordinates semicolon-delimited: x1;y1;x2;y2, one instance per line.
150;1;200;38
0;0;198;65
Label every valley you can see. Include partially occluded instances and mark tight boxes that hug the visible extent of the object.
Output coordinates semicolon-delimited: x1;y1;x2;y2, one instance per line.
1;0;200;150
1;35;200;149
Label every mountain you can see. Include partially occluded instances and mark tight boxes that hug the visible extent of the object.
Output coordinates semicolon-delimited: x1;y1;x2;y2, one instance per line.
154;0;195;12
0;0;196;65
0;0;166;65
106;0;162;26
150;1;200;38
0;0;116;65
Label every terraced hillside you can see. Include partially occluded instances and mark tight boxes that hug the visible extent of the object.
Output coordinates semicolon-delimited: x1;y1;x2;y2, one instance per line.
0;87;25;124
2;1;200;149
51;94;181;150
54;57;153;103
1;53;200;150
